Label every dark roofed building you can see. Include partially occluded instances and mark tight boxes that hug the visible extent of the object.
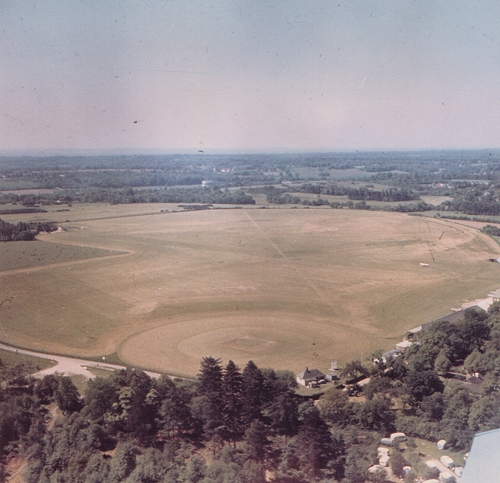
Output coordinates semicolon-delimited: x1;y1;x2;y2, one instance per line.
296;368;326;388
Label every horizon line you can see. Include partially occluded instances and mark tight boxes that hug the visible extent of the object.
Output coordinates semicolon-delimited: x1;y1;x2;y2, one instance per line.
0;147;498;158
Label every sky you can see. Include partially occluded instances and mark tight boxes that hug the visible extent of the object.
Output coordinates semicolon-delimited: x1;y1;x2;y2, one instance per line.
1;0;500;154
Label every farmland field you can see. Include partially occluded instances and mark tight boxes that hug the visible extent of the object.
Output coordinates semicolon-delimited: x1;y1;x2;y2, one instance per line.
1;205;500;377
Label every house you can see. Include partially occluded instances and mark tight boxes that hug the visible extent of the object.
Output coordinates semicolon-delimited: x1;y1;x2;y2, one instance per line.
462;373;484;393
296;368;326;388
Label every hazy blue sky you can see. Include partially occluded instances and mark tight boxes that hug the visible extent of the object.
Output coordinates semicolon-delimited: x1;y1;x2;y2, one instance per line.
2;1;500;153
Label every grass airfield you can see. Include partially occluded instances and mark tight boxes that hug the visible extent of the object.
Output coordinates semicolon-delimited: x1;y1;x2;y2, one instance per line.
1;204;500;377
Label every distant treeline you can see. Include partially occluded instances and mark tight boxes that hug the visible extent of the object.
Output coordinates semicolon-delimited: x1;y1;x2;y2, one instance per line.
0;219;57;241
297;183;419;202
0;187;255;206
440;197;500;216
481;225;500;236
250;186;431;212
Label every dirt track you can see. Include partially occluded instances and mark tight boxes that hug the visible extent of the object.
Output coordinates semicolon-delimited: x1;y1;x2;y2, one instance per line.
0;341;162;380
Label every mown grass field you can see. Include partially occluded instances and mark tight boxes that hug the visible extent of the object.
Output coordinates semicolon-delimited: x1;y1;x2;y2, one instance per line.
1;205;500;377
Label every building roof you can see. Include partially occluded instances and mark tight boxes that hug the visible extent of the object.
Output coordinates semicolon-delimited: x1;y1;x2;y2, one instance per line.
297;368;325;381
395;340;413;350
461;428;500;483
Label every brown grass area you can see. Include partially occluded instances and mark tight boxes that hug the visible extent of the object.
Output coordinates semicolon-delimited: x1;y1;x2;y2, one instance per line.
1;206;500;377
0;240;124;272
0;348;56;371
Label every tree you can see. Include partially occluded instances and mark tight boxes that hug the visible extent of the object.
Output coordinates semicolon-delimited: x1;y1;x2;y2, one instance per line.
33;374;59;404
108;442;137;483
221;360;243;445
124;371;157;442
389;448;406;479
362;376;396;401
356;395;395;431
184;455;207;483
294;406;337;480
85;376;119;420
464;348;485;374
318;388;349;425
196;357;224;438
460;311;490;356
468;394;500;432
242;420;269;463
341;360;369;382
158;379;197;440
198;357;223;397
418;392;445;421
441;384;476;449
403;370;444;408
434;349;452;373
241;360;265;424
55;376;81;414
267;391;299;440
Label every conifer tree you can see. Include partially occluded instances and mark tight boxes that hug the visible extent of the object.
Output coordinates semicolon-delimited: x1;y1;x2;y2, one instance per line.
196;357;224;438
222;360;243;445
241;360;265;424
294;406;337;480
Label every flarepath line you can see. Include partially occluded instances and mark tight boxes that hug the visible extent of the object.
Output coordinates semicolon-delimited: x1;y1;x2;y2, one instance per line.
242;210;332;307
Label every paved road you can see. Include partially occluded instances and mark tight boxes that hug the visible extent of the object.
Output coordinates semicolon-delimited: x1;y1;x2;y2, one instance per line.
0;342;163;380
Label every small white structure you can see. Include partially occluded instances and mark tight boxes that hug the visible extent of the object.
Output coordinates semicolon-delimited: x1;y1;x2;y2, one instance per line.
408;325;422;336
422;480;439;483
390;432;407;443
380;437;393;446
426;460;439;469
325;373;338;382
453;467;463;477
377;447;390;458
440;455;454;468
368;466;389;478
439;470;456;483
488;288;500;302
395;340;413;352
379;454;390;467
437;439;447;450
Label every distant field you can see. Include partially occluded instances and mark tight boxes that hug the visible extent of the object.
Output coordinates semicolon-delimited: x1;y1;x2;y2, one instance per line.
1;205;500;377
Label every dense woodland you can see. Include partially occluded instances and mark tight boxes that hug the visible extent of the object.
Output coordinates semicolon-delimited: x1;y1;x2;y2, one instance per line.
2;305;500;482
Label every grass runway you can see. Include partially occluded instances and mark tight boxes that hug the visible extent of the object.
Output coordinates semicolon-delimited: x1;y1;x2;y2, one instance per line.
1;205;499;377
